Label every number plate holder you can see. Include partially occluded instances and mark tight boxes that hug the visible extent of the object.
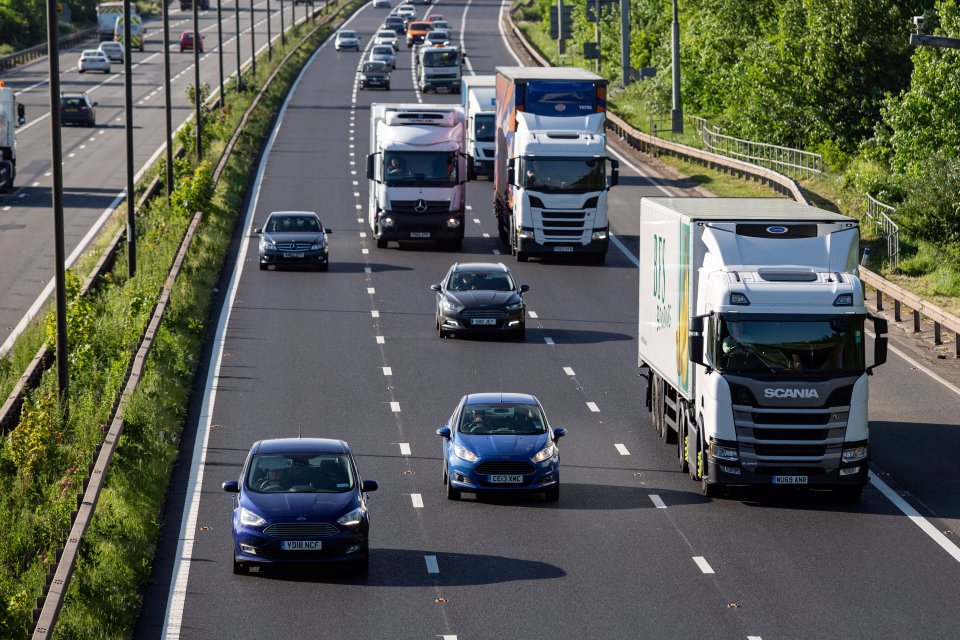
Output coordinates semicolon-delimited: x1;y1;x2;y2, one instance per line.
772;475;808;485
281;540;322;551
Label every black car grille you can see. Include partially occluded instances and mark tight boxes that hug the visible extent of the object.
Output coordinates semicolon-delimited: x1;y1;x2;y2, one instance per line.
263;522;339;537
275;241;313;251
475;461;536;475
461;309;508;320
390;200;450;214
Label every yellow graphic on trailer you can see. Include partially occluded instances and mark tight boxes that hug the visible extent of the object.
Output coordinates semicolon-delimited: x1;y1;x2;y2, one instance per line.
675;222;690;393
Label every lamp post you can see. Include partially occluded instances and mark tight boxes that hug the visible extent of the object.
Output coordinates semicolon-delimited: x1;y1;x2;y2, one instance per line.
235;0;243;91
193;0;202;160
267;0;273;61
163;0;173;198
123;0;136;275
280;0;286;46
217;0;224;106
670;0;683;134
250;0;257;77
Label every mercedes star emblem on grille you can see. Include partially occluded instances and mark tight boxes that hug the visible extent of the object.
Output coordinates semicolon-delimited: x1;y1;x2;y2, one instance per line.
414;199;428;213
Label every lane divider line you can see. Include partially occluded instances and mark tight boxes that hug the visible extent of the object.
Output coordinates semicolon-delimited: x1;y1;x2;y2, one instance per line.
586;401;599;413
649;494;667;509
410;493;424;508
614;443;630;456
398;442;411;455
693;556;715;574
425;555;439;574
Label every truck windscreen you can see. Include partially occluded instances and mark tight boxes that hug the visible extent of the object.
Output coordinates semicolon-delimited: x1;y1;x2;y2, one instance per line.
422;50;459;67
522;156;604;193
384;151;458;186
715;317;865;375
474;114;495;142
524;81;596;116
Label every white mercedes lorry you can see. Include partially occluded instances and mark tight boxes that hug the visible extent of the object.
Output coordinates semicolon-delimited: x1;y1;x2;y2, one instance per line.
638;197;888;500
494;67;618;263
0;83;25;194
366;103;468;250
461;75;496;180
416;45;463;94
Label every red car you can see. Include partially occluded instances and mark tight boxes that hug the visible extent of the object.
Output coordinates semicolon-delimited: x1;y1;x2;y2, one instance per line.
179;30;203;52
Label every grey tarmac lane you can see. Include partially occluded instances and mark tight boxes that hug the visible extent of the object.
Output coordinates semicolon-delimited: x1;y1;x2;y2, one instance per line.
136;0;960;638
0;0;306;346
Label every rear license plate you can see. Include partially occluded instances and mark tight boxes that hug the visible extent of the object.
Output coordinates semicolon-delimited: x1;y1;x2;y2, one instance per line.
283;252;305;258
472;318;497;326
410;232;431;238
281;540;322;551
489;474;523;483
553;246;574;252
772;475;808;485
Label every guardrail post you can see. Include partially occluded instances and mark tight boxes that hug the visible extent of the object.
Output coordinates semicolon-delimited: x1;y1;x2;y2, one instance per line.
913;309;921;333
894;299;901;322
876;288;883;311
934;322;942;345
956;332;960;358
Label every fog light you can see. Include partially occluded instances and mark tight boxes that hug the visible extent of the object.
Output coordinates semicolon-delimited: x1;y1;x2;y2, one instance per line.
518;227;534;240
381;216;395;229
539;473;555;485
720;465;741;475
446;218;461;229
346;545;361;554
508;320;519;327
240;544;258;555
591;229;608;241
839;466;860;476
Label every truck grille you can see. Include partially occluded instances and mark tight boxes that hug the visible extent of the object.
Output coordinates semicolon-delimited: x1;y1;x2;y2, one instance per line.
390;200;450;214
475;461;535;475
263;522;339;537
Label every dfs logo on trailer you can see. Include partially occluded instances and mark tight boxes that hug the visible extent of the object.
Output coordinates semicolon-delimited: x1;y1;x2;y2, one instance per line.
652;234;671;332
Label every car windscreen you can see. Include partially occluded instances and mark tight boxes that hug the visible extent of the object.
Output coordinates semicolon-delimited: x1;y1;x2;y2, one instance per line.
62;98;86;107
340;31;357;37
246;453;356;493
377;31;395;38
363;61;388;73
266;215;321;233
448;271;515;292
372;46;393;55
459;404;547;435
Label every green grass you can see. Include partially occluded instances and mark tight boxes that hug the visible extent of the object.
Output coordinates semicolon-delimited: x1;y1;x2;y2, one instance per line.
0;3;366;637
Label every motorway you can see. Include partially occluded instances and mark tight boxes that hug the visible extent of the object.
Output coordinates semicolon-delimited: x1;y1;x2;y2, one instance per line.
128;0;960;638
0;0;313;353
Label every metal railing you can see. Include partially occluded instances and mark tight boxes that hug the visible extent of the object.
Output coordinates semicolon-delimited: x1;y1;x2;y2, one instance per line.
864;194;900;271
690;115;823;179
0;27;99;72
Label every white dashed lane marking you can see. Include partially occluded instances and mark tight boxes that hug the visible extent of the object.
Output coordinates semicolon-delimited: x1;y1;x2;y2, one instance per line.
390;402;401;412
693;557;715;574
410;494;424;508
544;337;554;345
376;336;385;344
425;555;439;574
367;287;375;294
398;443;411;455
614;443;630;456
382;367;392;376
586;402;599;412
371;310;380;318
563;366;574;375
649;494;667;509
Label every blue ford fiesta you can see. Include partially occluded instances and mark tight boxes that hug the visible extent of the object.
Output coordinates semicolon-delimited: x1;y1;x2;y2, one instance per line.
437;393;567;501
222;438;378;575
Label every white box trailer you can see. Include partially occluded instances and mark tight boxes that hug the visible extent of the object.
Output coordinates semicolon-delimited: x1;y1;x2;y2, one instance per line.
461;75;495;179
638;197;888;500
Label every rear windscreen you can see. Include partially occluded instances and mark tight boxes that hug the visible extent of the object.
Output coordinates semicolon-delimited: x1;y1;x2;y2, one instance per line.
523;81;596;116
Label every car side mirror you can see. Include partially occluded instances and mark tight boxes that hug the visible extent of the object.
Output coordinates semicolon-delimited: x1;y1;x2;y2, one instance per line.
254;227;262;234
92;101;98;107
436;426;452;439
553;427;567;440
430;284;442;292
362;480;378;492
520;284;530;293
324;228;333;234
17;103;25;125
222;480;240;493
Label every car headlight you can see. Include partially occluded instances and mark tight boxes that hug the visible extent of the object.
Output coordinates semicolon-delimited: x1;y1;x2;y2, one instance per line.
310;241;326;251
453;444;478;462
440;297;463;313
337;505;367;527
505;297;524;311
239;506;267;528
532;442;556;462
842;446;868;463
260;235;276;250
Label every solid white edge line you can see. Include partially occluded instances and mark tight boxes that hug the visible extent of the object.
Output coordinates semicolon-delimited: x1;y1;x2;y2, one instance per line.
425;554;439;573
498;0;523;65
649;494;667;509
869;471;960;564
692;556;715;574
160;23;337;639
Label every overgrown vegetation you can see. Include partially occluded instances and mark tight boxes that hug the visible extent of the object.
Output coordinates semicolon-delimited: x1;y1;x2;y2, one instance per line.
0;2;364;636
518;0;960;301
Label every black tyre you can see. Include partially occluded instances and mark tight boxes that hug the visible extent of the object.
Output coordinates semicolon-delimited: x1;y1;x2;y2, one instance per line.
259;262;267;270
498;221;509;245
443;238;462;252
512;326;525;341
233;560;247;575
544;481;559;501
444;467;460;500
318;262;329;272
385;83;391;90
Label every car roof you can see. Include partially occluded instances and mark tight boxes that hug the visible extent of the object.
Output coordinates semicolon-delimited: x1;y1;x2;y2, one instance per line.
61;92;88;99
340;29;357;34
253;438;350;455
464;392;540;406
268;210;320;217
451;262;510;273
81;49;104;55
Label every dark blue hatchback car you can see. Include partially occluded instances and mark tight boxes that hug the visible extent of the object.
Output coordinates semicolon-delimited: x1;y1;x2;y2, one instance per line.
437;393;567;501
222;438;378;575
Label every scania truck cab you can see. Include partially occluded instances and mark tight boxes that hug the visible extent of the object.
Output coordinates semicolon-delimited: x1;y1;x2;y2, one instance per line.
366;104;468;250
638;197;888;501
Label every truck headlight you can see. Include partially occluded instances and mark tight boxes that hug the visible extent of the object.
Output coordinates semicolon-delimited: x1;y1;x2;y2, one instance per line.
239;507;267;528
380;216;395;229
518;227;534;240
453;444;478;462
591;228;609;241
709;442;739;462
532;442;557;462
446;218;461;229
841;446;868;463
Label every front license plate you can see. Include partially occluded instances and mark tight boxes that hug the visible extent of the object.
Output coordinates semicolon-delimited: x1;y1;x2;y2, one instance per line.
283;252;305;258
410;232;431;238
553;246;574;252
489;474;523;484
472;318;497;326
281;540;322;551
772;475;808;485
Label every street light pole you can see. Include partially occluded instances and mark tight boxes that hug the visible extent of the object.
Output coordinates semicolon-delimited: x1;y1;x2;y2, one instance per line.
123;0;136;276
620;0;629;87
280;0;286;47
45;0;69;408
670;0;683;134
235;0;243;91
250;0;257;77
217;0;224;106
267;0;273;61
163;0;174;199
193;0;202;160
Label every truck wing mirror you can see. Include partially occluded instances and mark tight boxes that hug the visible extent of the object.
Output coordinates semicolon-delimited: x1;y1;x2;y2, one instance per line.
608;158;619;188
688;312;713;369
17;103;25;126
506;164;515;187
867;314;888;375
366;153;377;182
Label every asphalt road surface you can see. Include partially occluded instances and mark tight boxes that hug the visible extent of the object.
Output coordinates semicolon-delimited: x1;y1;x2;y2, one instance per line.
0;0;313;353
133;0;960;638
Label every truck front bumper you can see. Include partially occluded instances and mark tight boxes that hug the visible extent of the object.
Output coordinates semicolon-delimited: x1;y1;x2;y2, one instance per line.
705;459;869;489
516;236;609;257
421;78;460;93
376;212;464;242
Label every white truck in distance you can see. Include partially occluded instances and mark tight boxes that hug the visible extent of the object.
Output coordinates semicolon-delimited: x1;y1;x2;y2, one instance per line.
416;46;462;94
0;83;25;194
461;75;495;179
638;197;888;500
366;104;468;250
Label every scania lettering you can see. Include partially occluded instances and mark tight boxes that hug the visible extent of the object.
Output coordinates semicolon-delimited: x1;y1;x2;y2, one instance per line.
637;197;888;501
493;67;618;263
461;75;496;180
366;104;468;250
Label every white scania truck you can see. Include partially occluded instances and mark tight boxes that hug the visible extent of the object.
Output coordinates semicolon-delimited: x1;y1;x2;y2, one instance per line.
461;75;496;179
638;197;888;500
494;67;618;263
0;83;26;194
366;103;468;250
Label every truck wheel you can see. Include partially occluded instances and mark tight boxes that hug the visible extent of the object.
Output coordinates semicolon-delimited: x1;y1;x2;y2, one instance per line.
676;404;689;474
498;222;509;245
